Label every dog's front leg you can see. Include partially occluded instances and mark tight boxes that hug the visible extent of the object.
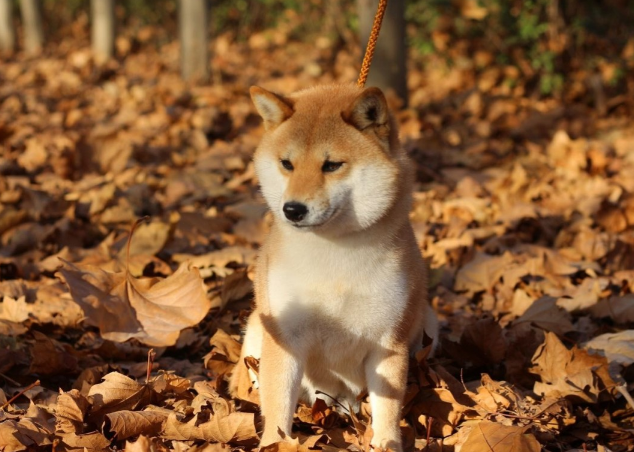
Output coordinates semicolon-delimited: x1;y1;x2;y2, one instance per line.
365;344;409;452
258;328;303;447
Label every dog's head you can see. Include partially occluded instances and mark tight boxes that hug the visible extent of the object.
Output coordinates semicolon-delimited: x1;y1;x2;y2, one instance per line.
251;84;403;235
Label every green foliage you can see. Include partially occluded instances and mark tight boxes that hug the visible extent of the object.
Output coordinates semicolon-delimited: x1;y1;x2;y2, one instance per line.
405;0;634;96
405;0;444;55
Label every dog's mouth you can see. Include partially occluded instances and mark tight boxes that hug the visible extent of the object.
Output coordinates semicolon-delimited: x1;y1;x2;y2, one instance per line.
290;207;340;229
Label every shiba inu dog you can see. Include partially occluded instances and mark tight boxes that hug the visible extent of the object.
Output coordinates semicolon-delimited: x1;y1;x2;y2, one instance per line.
229;84;438;452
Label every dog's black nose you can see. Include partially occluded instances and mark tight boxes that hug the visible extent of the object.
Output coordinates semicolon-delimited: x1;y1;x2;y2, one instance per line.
283;202;308;222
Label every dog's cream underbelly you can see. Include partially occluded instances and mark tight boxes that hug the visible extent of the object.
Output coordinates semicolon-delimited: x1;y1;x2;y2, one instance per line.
267;239;407;342
265;234;412;403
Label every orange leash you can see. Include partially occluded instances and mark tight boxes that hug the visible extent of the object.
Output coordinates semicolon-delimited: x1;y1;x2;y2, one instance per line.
357;0;388;87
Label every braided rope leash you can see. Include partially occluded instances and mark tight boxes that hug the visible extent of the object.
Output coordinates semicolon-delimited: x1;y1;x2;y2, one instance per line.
357;0;388;87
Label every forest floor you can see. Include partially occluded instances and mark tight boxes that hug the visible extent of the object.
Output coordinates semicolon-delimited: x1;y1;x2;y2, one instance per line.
1;19;634;452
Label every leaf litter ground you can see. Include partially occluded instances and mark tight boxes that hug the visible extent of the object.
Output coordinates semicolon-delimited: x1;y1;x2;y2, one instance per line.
1;22;634;452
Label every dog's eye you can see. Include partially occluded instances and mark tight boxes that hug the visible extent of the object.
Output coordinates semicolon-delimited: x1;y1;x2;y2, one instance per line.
322;161;344;173
280;159;294;171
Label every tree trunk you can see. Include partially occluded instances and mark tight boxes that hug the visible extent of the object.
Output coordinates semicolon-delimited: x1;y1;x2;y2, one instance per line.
91;0;115;63
358;0;408;105
179;0;209;83
19;0;44;54
0;0;15;53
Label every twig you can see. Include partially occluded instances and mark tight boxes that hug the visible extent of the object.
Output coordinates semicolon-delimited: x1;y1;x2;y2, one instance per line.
0;372;21;386
314;390;349;413
146;348;156;383
460;368;468;392
423;417;433;451
1;379;40;409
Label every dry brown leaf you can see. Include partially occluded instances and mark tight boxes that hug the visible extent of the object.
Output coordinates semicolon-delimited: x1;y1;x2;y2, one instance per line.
460;421;540;452
411;387;470;437
530;332;616;403
58;259;211;346
24;403;56;434
191;381;230;415
103;410;168;440
260;441;311;452
29;331;78;376
300;433;329;449
0;420;28;451
123;434;173;451
220;270;254;308
149;372;191;395
471;375;513;414
204;328;242;376
56;431;111;452
585;330;634;366
199;411;258;445
589;294;634;323
443;317;506;366
0;319;28;336
87;372;151;418
0;417;53;450
513;296;575;336
118;220;172;259
124;435;153;452
455;252;514;295
172;246;257;269
55;389;90;434
57;260;143;341
0;295;29;323
162;412;201;441
72;365;113;396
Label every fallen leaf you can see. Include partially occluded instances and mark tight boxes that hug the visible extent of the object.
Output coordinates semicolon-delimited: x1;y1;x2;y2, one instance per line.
513;296;575;336
530;332;616;403
29;331;78;376
199;411;258;445
87;372;151;418
204;328;242;377
589;294;634;323
103;410;167;440
585;330;634;366
461;421;540;452
0;296;29;323
58;259;211;346
56;389;90;434
149;372;191;395
455;252;514;295
56;431;111;452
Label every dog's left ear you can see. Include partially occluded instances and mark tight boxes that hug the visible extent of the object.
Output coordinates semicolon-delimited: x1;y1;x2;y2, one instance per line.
343;87;389;131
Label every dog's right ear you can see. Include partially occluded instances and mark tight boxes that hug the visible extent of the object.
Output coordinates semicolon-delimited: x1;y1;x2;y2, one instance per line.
250;86;294;131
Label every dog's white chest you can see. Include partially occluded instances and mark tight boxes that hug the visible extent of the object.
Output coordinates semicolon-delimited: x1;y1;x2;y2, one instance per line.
267;233;406;341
